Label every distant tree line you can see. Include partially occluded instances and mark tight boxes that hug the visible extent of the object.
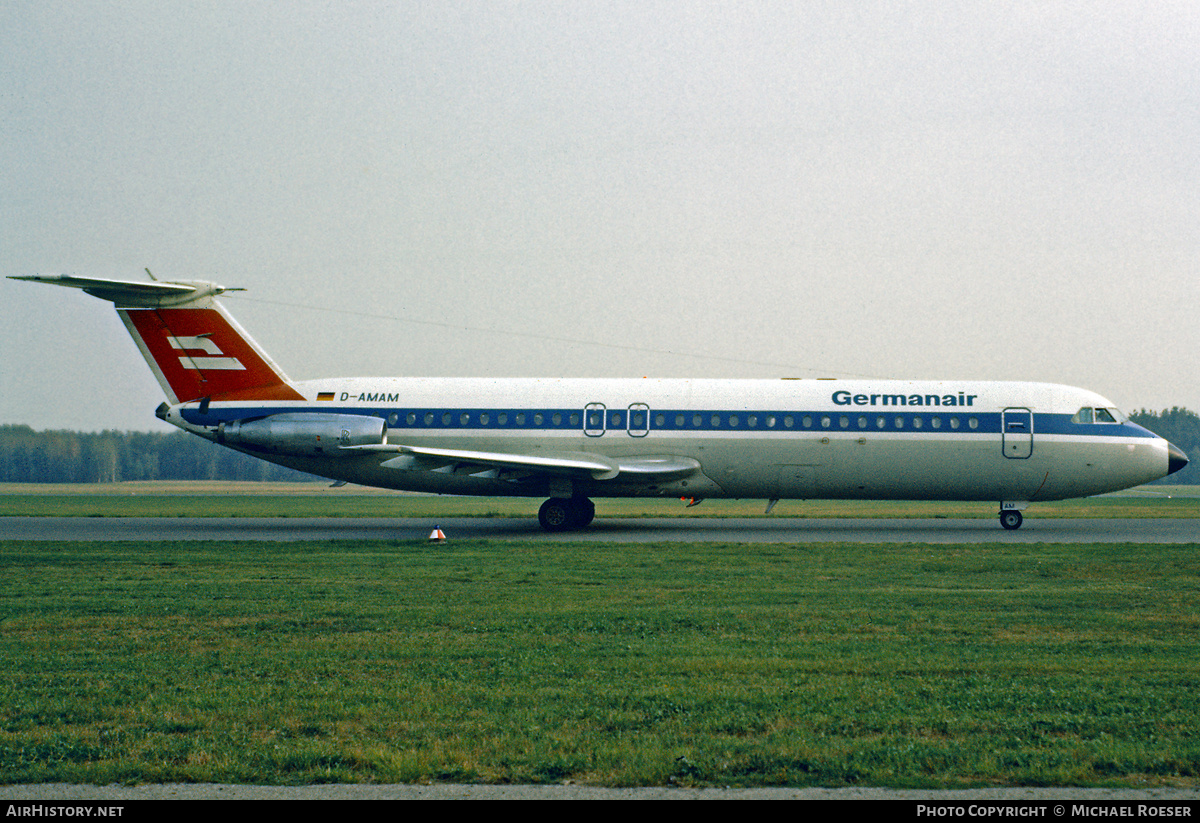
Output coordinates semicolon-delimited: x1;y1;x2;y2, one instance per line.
0;425;315;483
1;409;1197;485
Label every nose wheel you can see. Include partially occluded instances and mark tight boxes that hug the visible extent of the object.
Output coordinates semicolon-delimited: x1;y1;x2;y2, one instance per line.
999;510;1023;530
538;497;596;531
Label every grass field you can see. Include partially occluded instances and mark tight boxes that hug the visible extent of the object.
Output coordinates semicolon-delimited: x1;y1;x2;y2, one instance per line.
2;532;1199;788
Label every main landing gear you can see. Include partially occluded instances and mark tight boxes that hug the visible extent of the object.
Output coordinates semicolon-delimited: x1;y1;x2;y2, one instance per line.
538;497;595;532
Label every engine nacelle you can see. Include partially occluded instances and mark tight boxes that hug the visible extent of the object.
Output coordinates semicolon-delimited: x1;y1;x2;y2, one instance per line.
217;413;387;457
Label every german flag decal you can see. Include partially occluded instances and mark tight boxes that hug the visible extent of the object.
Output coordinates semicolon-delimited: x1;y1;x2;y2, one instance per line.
317;392;336;401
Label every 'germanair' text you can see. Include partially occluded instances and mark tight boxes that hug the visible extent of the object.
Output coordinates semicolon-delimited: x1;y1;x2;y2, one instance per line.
832;391;978;407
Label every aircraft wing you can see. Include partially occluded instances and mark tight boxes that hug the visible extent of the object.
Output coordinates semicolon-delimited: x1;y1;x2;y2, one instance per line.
345;443;700;483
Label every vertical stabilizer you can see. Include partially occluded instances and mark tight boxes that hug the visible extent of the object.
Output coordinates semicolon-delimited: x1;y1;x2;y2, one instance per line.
8;274;303;403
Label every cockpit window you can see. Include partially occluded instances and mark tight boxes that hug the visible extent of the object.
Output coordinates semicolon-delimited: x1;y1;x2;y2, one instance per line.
1074;407;1124;424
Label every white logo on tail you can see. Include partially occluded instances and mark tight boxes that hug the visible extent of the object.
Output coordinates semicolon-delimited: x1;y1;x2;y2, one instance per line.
167;335;246;371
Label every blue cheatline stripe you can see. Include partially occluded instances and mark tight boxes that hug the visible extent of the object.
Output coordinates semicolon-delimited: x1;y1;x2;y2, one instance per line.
178;405;1162;440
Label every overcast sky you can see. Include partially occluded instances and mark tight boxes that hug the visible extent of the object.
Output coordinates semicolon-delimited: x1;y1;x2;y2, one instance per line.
3;1;1197;432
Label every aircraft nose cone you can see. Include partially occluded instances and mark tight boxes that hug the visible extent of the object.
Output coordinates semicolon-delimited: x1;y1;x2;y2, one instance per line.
1167;442;1189;476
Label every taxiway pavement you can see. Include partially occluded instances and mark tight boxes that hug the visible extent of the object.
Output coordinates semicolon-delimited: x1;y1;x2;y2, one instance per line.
3;515;1198;543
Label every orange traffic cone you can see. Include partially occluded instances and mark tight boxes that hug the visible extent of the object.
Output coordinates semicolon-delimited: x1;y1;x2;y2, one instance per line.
429;526;447;542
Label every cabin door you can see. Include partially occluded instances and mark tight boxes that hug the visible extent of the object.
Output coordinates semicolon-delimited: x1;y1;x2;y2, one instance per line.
584;403;606;437
1002;408;1033;459
627;404;650;437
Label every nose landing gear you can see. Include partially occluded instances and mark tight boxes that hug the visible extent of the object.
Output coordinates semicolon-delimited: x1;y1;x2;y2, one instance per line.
999;501;1028;530
999;509;1023;530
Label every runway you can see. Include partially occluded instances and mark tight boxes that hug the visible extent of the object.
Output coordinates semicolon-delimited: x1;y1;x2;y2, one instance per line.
3;515;1199;543
5;782;1200;801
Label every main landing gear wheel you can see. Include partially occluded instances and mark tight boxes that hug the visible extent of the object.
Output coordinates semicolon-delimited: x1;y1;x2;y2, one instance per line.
571;497;596;528
999;510;1023;530
538;497;595;532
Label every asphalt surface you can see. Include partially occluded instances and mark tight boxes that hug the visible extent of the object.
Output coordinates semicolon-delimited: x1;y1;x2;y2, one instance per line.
4;515;1200;543
3;783;1199;801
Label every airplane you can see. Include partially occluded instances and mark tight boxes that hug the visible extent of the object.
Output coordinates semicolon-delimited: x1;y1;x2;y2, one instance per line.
10;273;1189;531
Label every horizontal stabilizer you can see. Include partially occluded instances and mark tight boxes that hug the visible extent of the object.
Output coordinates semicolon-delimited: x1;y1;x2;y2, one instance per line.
9;274;243;308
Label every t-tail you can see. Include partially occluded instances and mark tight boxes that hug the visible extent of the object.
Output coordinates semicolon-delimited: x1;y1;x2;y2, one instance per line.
8;274;303;404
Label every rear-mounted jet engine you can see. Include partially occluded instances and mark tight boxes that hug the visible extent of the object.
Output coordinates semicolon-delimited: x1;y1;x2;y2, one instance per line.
217;413;387;457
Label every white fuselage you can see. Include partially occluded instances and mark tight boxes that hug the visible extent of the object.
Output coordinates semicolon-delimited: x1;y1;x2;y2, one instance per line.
165;376;1174;504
